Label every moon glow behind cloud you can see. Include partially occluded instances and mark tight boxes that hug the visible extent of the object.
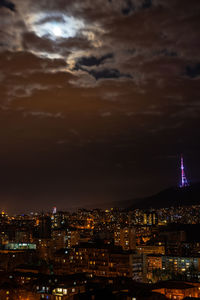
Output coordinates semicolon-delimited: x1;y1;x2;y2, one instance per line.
30;13;84;40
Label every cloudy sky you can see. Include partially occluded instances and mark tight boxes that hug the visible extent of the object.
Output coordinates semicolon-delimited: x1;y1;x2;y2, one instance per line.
0;0;200;213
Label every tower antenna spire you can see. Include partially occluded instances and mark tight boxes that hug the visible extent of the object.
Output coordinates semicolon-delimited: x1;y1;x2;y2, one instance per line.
180;154;189;188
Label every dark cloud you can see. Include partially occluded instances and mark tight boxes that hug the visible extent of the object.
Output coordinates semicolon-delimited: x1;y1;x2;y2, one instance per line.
161;49;178;57
121;0;153;15
153;49;178;58
74;53;113;70
186;63;200;78
87;68;132;80
121;0;135;15
142;0;152;9
0;0;15;11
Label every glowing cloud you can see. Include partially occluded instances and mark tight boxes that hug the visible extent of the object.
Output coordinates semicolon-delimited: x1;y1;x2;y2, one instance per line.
29;13;84;40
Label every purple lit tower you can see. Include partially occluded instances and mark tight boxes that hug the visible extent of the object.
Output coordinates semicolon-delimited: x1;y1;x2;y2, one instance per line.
180;154;189;188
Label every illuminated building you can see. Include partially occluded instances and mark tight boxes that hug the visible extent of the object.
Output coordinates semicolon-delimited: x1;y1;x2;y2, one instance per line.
66;229;80;248
147;255;162;272
146;255;200;282
0;210;9;225
36;238;52;261
152;281;200;300
62;243;145;281
52;229;67;252
51;211;66;229
146;255;162;281
143;212;158;226
0;272;87;300
114;224;121;247
136;245;165;255
162;256;200;275
0;287;40;300
5;243;36;250
35;273;87;299
13;270;38;285
114;227;136;251
52;284;85;299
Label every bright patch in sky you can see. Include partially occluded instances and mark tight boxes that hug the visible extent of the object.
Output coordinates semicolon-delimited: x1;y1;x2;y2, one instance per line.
30;13;84;40
52;26;62;37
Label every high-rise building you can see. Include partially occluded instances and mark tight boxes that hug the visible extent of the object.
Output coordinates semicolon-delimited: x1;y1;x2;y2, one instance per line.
114;227;136;251
66;229;80;248
58;242;145;281
51;211;66;229
52;230;67;252
143;212;158;226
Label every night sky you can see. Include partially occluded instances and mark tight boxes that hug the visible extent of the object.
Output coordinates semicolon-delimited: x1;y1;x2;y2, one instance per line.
0;0;200;213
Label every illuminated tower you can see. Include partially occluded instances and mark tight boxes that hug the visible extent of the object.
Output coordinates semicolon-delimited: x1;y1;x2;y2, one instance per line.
180;154;189;188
